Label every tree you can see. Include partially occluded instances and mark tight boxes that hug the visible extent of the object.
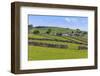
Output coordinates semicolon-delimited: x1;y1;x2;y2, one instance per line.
81;31;87;36
46;29;51;34
28;24;33;29
76;29;81;33
71;31;74;34
33;30;40;34
28;24;33;33
83;31;87;34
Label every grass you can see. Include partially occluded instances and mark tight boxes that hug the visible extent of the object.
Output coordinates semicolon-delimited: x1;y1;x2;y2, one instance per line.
28;34;88;60
62;36;87;44
29;40;80;50
44;35;68;40
28;34;87;44
28;28;88;61
28;34;47;39
30;27;75;35
28;46;88;60
28;34;68;40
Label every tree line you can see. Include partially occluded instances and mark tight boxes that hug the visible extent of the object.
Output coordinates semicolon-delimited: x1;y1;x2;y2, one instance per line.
28;24;87;36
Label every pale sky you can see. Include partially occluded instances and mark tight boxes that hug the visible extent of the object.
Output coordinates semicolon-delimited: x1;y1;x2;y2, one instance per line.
28;15;88;31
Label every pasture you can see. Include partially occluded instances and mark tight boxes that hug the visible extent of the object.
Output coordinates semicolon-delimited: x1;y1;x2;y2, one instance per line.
28;15;88;61
28;46;87;60
28;31;88;60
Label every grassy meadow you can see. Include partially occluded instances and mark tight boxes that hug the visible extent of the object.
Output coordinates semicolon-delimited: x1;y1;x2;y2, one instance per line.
28;46;87;60
28;26;88;61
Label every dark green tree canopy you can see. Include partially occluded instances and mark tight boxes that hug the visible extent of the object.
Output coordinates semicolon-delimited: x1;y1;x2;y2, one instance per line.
46;29;52;34
33;30;40;34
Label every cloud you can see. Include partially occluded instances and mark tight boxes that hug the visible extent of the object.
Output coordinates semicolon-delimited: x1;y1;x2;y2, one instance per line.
65;17;78;23
65;18;71;22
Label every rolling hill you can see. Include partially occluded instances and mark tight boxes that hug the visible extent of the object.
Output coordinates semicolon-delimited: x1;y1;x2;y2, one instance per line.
28;26;88;60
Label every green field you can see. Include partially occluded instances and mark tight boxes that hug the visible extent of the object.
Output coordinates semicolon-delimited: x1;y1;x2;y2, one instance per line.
28;46;87;60
28;26;88;60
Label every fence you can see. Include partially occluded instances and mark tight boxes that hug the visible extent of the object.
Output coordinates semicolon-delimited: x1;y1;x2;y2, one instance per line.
28;38;87;45
29;41;68;49
78;45;88;50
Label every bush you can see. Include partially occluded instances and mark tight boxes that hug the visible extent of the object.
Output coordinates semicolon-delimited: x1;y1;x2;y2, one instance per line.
46;29;51;34
78;45;87;50
29;41;68;49
33;30;40;34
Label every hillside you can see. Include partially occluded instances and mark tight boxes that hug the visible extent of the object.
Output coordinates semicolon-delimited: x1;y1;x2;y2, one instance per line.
29;26;87;38
28;26;88;60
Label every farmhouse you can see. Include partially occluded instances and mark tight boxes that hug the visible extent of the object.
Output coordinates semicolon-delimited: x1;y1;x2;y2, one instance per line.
61;33;69;36
56;32;81;37
56;33;70;36
72;33;81;36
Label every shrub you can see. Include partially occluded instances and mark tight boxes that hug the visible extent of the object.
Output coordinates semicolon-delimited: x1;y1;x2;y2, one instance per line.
29;41;68;49
78;45;87;50
46;29;51;34
33;30;40;34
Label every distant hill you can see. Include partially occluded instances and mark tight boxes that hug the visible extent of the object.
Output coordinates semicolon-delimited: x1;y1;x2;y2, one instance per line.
28;26;88;44
28;25;87;39
31;26;86;33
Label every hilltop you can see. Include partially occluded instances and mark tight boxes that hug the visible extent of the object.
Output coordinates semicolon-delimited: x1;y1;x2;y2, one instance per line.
28;25;87;38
